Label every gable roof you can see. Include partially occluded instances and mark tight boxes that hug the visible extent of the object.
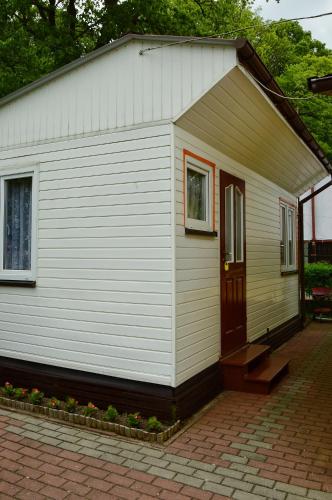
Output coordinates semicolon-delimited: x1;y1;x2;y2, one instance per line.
0;33;330;174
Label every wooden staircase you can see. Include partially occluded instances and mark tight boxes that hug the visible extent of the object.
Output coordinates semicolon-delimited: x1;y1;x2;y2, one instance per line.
220;344;289;394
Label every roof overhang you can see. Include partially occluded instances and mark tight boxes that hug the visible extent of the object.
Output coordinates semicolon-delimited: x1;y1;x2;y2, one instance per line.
0;34;330;178
175;65;327;196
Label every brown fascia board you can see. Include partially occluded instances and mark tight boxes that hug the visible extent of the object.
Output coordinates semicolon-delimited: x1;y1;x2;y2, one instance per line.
235;38;332;174
308;75;332;96
0;33;330;174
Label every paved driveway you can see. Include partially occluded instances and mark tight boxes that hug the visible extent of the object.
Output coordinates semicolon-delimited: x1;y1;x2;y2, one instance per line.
0;322;331;499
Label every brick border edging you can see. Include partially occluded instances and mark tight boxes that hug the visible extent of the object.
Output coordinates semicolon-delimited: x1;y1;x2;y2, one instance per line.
0;397;181;443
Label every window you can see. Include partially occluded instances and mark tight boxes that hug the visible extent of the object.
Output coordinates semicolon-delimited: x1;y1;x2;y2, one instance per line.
184;150;215;233
0;170;37;281
224;183;244;263
280;201;296;272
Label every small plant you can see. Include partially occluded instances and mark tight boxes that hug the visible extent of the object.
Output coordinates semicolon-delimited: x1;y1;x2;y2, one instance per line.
304;261;332;295
13;388;28;400
48;397;61;409
28;388;44;405
146;416;162;433
104;405;119;422
127;412;142;428
82;402;98;417
64;397;78;413
1;382;15;397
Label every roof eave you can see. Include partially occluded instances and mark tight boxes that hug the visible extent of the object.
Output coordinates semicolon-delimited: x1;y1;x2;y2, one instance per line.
235;39;332;175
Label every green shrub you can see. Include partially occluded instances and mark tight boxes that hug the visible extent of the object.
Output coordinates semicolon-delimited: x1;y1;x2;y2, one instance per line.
64;396;78;413
13;388;28;400
304;262;332;294
48;397;61;409
1;382;15;397
127;412;141;428
104;405;119;422
146;416;162;433
28;388;44;405
82;402;98;417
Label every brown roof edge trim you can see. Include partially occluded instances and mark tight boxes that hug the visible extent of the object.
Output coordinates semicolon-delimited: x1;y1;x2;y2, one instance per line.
236;40;332;174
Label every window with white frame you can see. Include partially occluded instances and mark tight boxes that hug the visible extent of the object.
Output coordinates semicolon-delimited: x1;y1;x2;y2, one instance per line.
280;201;296;272
0;171;37;281
185;157;213;232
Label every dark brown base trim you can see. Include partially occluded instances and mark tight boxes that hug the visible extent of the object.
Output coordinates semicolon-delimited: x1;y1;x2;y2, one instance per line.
0;357;221;421
0;280;36;287
253;314;302;351
185;228;218;237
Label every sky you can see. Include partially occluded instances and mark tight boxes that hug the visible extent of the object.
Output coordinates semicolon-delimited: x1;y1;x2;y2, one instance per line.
253;0;332;49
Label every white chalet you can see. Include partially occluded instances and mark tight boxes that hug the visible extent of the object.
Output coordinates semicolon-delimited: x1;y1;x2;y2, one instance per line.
0;35;330;418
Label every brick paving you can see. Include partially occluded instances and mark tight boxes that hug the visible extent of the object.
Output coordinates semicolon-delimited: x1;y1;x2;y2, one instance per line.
0;322;331;499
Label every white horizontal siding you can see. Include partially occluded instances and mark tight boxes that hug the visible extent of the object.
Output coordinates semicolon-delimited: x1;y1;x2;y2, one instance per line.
175;126;299;386
0;123;173;385
0;41;236;149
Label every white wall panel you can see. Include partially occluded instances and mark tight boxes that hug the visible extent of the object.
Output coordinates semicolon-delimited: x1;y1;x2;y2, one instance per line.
0;41;236;149
0;124;173;385
175;126;299;386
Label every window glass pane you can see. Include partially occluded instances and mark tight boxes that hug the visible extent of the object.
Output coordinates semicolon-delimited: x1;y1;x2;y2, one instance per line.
187;167;206;221
4;177;32;270
235;187;243;262
288;208;294;266
225;185;234;262
280;205;287;266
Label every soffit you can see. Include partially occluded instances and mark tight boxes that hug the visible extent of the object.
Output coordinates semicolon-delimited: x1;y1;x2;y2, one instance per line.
175;66;327;196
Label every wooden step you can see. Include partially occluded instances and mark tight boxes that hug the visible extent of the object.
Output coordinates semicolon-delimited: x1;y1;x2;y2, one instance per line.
221;344;270;368
244;355;290;394
220;344;271;392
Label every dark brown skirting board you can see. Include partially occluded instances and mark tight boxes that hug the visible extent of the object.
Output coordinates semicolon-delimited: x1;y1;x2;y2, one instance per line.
253;315;302;351
0;357;221;421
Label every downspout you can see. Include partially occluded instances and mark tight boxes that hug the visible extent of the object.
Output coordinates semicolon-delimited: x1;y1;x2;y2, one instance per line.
299;176;332;327
311;187;317;262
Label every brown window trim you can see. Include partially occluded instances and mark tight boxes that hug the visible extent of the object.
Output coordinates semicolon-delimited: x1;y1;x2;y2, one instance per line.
185;227;218;237
0;280;36;287
281;270;298;277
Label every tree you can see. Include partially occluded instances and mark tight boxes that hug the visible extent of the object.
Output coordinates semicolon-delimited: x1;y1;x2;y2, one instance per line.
277;54;332;160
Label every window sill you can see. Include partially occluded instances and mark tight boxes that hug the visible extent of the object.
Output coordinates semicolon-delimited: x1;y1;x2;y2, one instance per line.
281;270;298;276
0;280;36;287
185;227;218;237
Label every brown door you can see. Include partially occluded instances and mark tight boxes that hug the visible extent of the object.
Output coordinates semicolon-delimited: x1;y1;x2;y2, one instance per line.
220;171;246;356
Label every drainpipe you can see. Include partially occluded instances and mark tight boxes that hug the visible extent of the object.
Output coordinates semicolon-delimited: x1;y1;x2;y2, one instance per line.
311;187;317;262
299;177;332;327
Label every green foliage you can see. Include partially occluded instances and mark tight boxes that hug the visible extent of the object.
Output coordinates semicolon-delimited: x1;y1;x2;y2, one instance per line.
277;55;332;161
104;405;119;422
48;397;61;409
28;388;44;405
146;416;162;432
304;262;332;294
13;388;28;400
127;412;142;428
82;402;99;417
1;382;15;397
64;396;78;413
